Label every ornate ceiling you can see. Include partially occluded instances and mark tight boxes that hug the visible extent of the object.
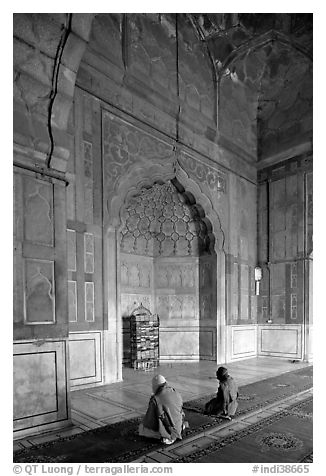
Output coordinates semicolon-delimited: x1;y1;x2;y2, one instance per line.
188;13;313;160
13;13;313;170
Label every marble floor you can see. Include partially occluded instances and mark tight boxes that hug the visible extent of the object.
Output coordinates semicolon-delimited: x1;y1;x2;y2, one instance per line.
14;357;312;453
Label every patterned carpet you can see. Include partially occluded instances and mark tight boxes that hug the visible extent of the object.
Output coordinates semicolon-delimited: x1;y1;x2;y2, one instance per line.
13;366;312;464
174;397;313;463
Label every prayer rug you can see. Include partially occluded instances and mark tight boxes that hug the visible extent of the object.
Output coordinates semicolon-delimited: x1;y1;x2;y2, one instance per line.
13;366;312;464
171;396;313;463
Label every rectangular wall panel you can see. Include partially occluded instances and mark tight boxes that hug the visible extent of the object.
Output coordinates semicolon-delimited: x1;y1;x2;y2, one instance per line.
258;325;302;358
68;280;77;322
227;325;257;361
160;327;216;361
69;332;102;387
13;341;68;433
67;229;76;271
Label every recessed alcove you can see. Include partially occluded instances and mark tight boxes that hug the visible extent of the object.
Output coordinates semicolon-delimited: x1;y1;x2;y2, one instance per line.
119;179;217;364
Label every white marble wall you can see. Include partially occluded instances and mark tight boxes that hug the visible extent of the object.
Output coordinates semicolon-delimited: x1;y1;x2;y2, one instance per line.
258;324;303;359
160;326;216;361
69;332;103;387
13;340;69;439
226;325;257;361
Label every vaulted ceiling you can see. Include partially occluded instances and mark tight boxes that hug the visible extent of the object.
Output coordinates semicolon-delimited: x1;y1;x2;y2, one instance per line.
188;13;313;160
13;13;313;172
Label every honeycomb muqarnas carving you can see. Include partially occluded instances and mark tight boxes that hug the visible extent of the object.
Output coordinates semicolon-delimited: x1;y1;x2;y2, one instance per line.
120;181;210;257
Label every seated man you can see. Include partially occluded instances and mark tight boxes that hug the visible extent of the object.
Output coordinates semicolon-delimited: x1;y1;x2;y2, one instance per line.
204;366;239;419
139;374;186;445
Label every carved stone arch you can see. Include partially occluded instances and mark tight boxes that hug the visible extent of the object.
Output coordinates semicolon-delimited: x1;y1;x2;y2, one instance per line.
106;160;226;253
103;158;228;374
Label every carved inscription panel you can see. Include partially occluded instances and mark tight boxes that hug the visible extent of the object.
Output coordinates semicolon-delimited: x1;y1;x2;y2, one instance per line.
156;294;197;320
120;260;152;289
155;262;196;289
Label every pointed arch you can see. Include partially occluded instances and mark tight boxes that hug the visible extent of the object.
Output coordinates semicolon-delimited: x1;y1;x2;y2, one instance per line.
106;160;226;253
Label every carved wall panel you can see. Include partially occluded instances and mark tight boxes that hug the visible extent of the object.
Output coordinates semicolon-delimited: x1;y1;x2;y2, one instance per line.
156;294;197;320
170;296;183;319
24;258;55;324
157;264;182;289
23;177;54;246
182;295;197;319
120;259;152;290
121;294;152;317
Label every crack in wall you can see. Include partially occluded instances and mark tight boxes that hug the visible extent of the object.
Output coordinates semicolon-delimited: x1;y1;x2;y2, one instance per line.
46;13;72;169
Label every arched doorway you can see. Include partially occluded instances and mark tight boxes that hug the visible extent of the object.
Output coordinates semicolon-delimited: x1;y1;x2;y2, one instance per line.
119;178;217;366
104;166;227;382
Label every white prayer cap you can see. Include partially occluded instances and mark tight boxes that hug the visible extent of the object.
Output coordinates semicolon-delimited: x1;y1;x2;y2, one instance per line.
152;374;166;393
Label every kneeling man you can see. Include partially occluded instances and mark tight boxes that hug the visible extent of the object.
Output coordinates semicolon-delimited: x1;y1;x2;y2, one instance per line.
205;366;239;419
139;374;185;445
